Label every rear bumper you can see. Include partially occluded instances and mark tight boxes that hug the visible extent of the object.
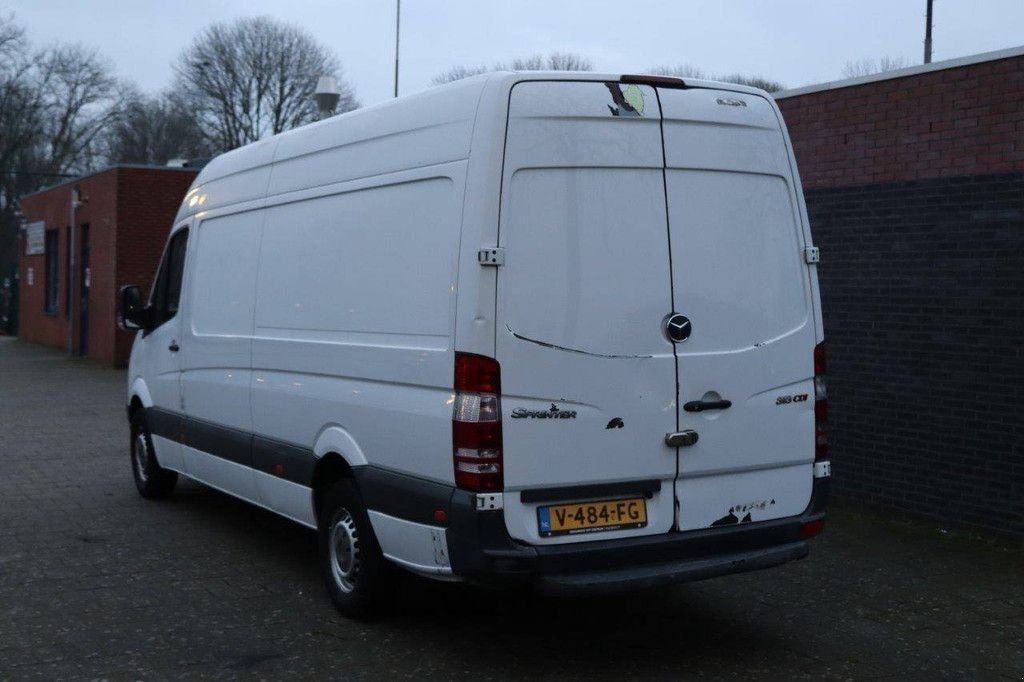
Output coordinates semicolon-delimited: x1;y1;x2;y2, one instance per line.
447;477;829;594
536;541;808;596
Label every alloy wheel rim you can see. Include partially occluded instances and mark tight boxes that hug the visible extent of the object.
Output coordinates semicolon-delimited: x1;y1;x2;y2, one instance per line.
133;432;149;483
329;509;361;594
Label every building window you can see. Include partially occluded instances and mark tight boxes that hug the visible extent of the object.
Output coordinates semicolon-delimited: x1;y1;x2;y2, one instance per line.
44;230;59;314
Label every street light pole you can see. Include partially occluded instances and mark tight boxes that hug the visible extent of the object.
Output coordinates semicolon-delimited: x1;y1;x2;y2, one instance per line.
924;0;934;64
394;0;401;98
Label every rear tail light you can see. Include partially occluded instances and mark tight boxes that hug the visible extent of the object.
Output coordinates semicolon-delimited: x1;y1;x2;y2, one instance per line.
453;353;503;492
814;342;827;462
801;518;825;540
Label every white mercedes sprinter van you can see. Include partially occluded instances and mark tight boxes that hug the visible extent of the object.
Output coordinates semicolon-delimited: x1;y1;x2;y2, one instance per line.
120;72;829;618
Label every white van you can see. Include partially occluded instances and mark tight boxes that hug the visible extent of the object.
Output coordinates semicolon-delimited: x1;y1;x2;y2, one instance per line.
120;72;829;618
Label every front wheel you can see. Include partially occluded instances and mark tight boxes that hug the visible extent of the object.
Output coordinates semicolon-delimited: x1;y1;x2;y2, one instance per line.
130;409;178;499
319;479;389;619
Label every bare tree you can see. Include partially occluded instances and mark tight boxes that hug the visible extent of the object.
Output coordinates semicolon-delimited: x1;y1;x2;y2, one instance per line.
103;89;213;165
0;16;36;182
431;65;488;86
31;44;123;176
0;16;124;293
715;74;786;93
544;52;593;71
432;52;592;85
174;16;357;151
649;64;707;79
842;56;910;79
0;39;121;187
649;63;785;92
0;12;24;60
501;55;546;71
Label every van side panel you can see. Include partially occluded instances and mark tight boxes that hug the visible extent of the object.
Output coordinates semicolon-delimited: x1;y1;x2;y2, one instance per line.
250;167;466;495
266;82;482;198
180;211;261;500
451;76;512;361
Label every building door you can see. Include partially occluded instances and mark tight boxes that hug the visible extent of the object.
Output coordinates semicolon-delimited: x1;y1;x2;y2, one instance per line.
79;224;90;356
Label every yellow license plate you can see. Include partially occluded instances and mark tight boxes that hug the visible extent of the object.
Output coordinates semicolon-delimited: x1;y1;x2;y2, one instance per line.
537;497;647;537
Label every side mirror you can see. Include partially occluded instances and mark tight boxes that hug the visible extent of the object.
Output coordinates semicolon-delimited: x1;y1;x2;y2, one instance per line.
118;285;149;331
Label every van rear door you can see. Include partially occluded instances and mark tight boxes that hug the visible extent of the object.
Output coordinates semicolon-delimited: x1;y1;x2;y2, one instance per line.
659;87;817;530
496;81;677;545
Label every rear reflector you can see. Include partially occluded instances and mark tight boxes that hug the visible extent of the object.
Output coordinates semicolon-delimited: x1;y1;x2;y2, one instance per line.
801;518;825;540
814;342;828;462
453;353;503;492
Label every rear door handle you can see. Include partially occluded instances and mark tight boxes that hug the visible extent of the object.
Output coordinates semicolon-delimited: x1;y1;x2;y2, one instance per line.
168;341;180;352
665;430;699;447
683;399;731;413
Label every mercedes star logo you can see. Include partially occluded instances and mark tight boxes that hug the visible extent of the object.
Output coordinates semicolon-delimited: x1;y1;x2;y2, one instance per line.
665;313;692;343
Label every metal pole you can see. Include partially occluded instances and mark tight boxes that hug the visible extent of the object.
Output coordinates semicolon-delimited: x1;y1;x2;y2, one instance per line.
924;0;934;64
391;0;399;96
67;191;76;356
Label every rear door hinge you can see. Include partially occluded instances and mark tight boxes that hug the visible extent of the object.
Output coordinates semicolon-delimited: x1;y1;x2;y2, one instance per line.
804;246;820;264
478;247;505;266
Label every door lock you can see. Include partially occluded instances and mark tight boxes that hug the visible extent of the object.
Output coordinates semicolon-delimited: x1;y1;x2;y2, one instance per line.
665;430;699;447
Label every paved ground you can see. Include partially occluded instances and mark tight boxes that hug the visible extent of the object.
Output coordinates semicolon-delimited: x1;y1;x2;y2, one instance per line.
1;338;1022;680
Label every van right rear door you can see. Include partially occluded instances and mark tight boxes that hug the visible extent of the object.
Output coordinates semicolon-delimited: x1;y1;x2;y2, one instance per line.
659;87;818;531
495;81;679;545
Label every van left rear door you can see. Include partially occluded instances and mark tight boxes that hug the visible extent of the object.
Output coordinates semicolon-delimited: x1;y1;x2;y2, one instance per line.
496;80;679;545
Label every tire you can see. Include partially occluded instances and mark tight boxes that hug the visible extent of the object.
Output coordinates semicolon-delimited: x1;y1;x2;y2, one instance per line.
319;478;389;619
130;409;178;499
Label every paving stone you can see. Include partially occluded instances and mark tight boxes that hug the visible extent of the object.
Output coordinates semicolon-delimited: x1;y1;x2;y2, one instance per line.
0;337;1022;680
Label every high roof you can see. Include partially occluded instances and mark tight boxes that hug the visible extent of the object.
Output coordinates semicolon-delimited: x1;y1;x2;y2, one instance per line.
179;73;492;221
177;70;770;222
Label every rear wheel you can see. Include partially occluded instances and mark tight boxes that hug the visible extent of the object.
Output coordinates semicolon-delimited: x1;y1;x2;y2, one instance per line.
130;409;178;499
319;478;388;619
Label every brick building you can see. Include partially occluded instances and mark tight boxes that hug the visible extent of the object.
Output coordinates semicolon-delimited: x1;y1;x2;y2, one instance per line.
18;166;197;367
775;46;1024;536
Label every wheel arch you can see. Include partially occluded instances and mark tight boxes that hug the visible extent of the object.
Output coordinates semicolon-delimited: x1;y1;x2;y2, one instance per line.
311;424;368;524
128;377;153;415
312;453;357;525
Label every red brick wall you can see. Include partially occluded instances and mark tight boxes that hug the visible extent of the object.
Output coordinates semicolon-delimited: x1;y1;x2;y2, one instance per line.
775;52;1024;536
19;170;118;359
18;167;197;366
777;53;1024;189
114;169;197;366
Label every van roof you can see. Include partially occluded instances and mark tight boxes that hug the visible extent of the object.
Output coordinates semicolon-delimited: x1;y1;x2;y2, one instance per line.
177;72;767;223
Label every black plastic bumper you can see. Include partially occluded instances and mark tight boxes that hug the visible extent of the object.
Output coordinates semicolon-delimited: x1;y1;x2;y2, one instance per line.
447;477;830;594
536;541;808;595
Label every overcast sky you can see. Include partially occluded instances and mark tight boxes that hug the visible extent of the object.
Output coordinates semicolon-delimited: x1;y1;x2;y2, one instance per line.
7;0;1024;105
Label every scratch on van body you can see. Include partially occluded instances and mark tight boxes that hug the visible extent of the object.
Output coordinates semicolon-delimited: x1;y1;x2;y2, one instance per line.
506;325;653;359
